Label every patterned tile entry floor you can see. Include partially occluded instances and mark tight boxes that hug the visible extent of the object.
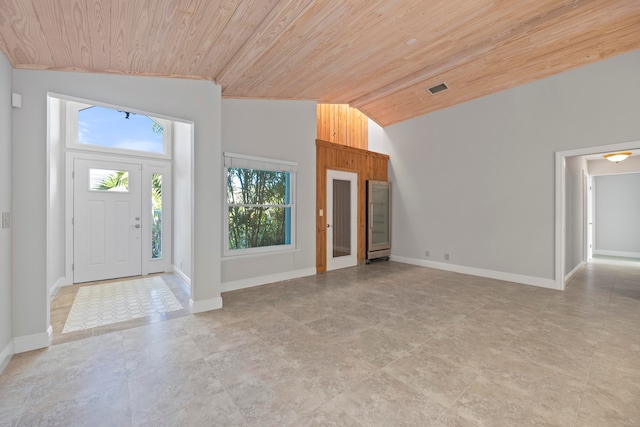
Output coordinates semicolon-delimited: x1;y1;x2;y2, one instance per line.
62;276;184;333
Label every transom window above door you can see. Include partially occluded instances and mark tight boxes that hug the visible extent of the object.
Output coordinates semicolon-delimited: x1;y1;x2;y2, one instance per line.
66;101;171;158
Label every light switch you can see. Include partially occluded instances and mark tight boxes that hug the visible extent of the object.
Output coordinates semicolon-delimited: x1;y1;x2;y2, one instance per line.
1;212;10;229
319;209;323;217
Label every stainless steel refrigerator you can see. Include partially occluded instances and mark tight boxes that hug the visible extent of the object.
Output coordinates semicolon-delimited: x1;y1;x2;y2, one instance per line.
367;180;391;262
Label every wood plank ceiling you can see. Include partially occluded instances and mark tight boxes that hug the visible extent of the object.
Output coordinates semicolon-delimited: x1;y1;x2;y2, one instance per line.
0;0;638;126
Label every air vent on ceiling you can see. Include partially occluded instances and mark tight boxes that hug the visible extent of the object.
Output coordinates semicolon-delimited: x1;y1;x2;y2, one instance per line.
427;83;449;95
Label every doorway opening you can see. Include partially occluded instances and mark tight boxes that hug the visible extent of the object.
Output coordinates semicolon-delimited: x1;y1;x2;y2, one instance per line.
590;172;640;260
47;94;194;342
64;100;174;284
555;140;640;290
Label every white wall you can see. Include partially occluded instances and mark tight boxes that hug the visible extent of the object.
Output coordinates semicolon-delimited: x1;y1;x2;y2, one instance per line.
47;96;66;295
220;99;316;290
173;121;192;280
368;118;385;152
565;156;588;275
12;69;222;349
0;51;13;370
594;173;640;257
376;50;640;285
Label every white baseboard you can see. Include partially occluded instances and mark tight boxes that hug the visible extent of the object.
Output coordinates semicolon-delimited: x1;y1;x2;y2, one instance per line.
565;261;584;282
50;276;71;297
172;265;191;288
190;297;223;314
390;255;560;290
14;325;52;354
0;339;15;374
221;267;316;293
594;249;640;259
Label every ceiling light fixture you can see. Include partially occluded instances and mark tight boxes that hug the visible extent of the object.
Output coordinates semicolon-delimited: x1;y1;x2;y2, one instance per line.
603;152;632;163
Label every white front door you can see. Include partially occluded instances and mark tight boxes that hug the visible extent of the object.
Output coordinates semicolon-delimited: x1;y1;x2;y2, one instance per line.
73;158;142;283
326;170;358;271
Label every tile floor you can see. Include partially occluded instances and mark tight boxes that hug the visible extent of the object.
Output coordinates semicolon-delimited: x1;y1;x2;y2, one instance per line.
49;273;191;345
62;276;184;334
1;258;639;426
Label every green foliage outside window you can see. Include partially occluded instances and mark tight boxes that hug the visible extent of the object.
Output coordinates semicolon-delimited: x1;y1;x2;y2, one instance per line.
227;168;291;250
94;170;128;191
151;173;162;259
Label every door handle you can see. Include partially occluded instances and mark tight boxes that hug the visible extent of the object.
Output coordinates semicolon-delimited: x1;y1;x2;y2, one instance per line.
133;224;141;228
370;203;374;228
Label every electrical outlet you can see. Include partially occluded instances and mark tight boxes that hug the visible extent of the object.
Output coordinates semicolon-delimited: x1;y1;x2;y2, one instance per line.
425;250;429;257
444;253;449;261
1;212;9;229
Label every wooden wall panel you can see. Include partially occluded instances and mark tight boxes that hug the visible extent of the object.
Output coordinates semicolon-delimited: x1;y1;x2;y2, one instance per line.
316;139;389;273
317;104;369;150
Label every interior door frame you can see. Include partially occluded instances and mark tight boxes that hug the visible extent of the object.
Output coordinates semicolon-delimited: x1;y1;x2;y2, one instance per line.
65;152;172;283
326;169;358;271
555;139;640;290
585;174;593;262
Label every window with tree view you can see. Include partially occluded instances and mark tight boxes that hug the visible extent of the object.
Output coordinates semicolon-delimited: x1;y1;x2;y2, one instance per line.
225;161;295;254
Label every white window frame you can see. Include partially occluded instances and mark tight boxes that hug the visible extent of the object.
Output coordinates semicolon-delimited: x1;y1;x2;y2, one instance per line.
224;152;297;257
66;100;172;159
143;162;172;274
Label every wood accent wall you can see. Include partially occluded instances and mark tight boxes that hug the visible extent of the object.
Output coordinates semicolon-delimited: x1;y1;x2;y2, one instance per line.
317;104;369;150
316;139;389;273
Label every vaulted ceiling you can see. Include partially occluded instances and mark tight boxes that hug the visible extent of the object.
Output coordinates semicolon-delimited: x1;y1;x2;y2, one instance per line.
0;1;638;126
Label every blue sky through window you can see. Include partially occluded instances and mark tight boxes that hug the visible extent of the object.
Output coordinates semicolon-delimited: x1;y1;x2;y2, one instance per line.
78;106;164;153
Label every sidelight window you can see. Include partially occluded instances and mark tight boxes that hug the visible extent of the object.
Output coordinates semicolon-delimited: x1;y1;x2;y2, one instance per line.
151;173;163;259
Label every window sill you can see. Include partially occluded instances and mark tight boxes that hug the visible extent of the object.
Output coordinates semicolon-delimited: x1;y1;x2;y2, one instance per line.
222;248;301;260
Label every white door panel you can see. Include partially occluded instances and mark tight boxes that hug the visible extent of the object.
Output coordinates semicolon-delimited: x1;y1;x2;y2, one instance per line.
114;201;132;263
74;158;142;283
88;201;106;265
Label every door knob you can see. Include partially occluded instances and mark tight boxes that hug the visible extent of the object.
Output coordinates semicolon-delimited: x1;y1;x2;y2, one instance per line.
133;224;141;228
327;224;331;228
